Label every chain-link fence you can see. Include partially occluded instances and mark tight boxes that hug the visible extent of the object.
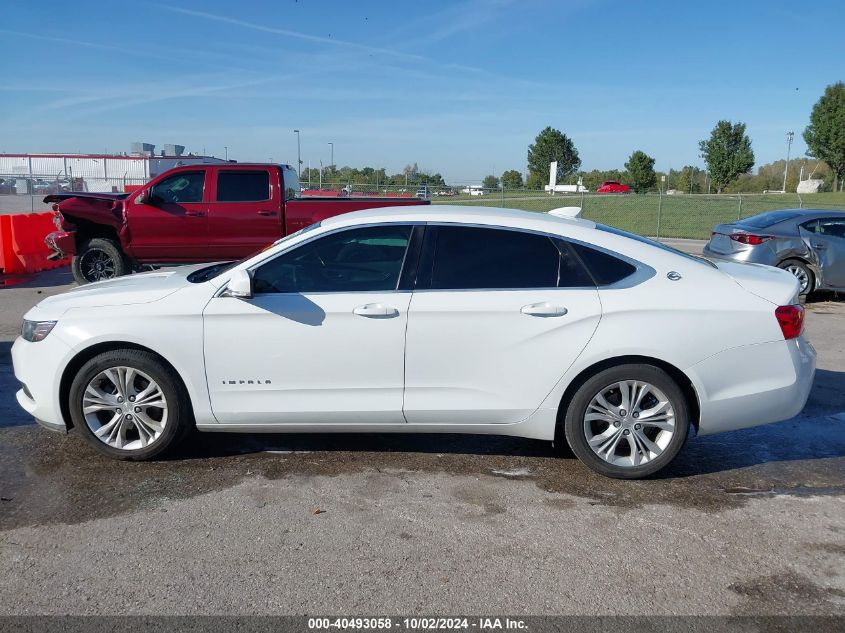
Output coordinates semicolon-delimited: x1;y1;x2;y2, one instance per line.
0;173;147;214
3;173;843;241
432;189;845;240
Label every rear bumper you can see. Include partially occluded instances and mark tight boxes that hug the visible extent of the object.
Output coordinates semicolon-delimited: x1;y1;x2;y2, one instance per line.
45;230;76;259
689;335;816;436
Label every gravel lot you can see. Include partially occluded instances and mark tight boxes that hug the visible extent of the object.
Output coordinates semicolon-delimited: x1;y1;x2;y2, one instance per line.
0;267;843;616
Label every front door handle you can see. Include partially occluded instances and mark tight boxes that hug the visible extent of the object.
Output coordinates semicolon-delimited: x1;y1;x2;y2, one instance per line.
257;210;277;216
812;242;827;250
521;302;568;317
353;303;399;318
184;210;206;217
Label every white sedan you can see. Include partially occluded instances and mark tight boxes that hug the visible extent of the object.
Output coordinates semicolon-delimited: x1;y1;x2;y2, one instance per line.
12;206;816;478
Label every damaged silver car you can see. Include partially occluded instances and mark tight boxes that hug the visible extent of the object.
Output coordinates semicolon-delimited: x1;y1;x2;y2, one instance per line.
703;208;845;296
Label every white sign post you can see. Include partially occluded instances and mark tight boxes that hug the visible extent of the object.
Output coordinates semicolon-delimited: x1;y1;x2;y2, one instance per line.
548;161;558;195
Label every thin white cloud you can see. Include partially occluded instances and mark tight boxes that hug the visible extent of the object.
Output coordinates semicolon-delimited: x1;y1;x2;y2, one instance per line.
151;4;428;64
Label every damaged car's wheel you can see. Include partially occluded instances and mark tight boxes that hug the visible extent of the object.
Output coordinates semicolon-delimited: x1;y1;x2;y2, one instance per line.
72;238;128;284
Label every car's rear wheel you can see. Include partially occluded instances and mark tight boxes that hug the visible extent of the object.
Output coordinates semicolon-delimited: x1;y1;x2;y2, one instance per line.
563;364;690;479
69;350;192;460
72;238;128;285
777;259;814;297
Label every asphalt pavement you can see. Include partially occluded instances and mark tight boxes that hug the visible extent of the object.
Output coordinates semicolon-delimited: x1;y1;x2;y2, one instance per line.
0;267;843;616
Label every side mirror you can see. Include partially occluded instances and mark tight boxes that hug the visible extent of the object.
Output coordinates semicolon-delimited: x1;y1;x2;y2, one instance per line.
137;190;153;205
221;269;253;299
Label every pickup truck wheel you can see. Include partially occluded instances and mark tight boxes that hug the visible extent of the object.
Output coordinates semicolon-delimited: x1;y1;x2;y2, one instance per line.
73;238;128;284
69;350;192;461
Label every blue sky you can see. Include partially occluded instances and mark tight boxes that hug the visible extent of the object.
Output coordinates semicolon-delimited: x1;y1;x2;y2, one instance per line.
1;0;843;183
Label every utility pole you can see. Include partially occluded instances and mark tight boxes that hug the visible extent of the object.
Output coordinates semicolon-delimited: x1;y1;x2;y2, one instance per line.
308;159;311;188
294;130;301;176
224;146;228;161
782;131;794;193
328;142;334;169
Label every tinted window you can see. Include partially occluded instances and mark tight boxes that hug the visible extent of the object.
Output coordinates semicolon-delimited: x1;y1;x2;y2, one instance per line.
739;210;800;229
815;219;845;238
150;172;204;204
253;225;412;293
572;243;636;286
217;171;270;202
428;226;561;289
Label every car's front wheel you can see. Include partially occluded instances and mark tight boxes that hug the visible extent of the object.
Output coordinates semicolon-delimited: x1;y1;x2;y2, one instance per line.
69;350;192;460
778;259;814;297
72;238;128;285
563;364;690;479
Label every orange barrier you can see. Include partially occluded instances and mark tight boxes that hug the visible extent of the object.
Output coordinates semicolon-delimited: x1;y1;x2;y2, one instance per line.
0;212;69;275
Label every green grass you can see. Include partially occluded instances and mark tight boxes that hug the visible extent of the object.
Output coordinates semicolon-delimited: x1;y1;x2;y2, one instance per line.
432;191;845;239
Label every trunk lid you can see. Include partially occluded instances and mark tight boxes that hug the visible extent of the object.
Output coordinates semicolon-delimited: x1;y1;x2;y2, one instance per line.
716;261;799;305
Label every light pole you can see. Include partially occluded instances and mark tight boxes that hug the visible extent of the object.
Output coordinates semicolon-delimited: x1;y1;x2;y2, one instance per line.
294;130;301;177
224;146;228;161
328;142;334;169
782;131;794;193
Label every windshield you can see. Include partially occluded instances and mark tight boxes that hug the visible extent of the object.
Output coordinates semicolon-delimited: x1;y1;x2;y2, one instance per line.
596;224;717;268
738;210;800;229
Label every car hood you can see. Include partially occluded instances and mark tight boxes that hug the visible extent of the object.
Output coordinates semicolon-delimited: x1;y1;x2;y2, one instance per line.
27;265;211;318
716;261;799;305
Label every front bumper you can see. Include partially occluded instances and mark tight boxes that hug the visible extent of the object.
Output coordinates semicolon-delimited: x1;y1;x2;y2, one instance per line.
12;335;71;432
689;335;816;436
45;230;76;259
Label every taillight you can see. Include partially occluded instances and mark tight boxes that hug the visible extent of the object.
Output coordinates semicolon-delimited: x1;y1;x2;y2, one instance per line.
730;233;773;245
775;305;804;340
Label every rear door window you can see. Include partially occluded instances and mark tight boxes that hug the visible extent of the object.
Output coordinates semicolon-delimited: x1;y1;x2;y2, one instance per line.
425;226;579;290
216;170;270;202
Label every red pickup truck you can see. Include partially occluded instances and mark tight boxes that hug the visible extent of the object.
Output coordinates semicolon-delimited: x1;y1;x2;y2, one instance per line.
45;163;429;284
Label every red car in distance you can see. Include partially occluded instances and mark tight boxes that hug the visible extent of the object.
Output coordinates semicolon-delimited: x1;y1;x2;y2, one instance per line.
596;180;630;194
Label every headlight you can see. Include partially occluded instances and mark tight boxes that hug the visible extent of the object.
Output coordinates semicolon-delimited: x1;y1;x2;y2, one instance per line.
21;320;57;342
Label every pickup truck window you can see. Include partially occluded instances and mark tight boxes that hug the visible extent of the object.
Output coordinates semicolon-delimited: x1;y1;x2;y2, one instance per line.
216;170;270;202
151;172;205;204
253;225;412;294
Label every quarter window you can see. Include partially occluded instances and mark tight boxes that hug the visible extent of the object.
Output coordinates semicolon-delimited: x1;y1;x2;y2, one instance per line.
150;172;205;204
571;243;636;285
253;225;412;294
216;171;270;202
427;226;566;290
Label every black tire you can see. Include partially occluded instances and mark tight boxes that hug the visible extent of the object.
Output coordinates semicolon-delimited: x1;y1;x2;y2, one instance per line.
563;364;690;479
777;259;814;297
68;349;193;461
72;238;128;285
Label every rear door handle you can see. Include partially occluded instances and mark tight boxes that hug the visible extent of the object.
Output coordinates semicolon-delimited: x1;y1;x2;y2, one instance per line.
353;303;399;318
184;210;206;217
521;302;568;317
257;210;277;216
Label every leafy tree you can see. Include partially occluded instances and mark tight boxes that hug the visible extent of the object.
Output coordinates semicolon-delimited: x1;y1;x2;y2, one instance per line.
482;174;500;189
676;166;703;193
624;150;657;193
698;120;754;193
804;81;845;192
501;169;523;189
527;127;581;185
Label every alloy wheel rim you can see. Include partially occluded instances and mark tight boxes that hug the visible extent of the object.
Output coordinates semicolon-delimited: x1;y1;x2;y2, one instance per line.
583;380;675;468
82;366;168;451
785;265;809;293
80;249;116;281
